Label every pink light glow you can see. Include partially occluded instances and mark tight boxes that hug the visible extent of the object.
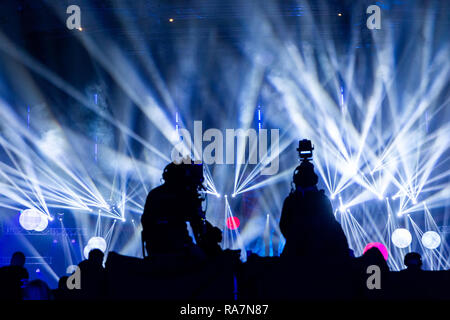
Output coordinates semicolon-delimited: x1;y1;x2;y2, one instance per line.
363;242;389;261
226;216;240;230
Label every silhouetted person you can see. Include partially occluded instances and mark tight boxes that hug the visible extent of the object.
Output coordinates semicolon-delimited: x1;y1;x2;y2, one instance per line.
401;252;423;272
23;280;53;300
141;161;222;258
77;249;107;299
353;247;390;299
279;161;349;260
0;251;29;300
392;252;427;299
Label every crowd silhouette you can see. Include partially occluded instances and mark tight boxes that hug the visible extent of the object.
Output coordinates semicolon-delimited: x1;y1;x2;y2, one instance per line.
0;156;449;301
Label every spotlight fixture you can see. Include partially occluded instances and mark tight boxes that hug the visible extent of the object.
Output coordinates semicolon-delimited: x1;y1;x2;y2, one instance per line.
84;236;107;259
422;231;441;250
19;208;49;232
169;18;174;22
391;228;412;248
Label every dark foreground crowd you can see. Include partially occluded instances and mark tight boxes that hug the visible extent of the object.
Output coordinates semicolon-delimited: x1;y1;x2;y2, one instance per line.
0;159;449;300
0;248;449;300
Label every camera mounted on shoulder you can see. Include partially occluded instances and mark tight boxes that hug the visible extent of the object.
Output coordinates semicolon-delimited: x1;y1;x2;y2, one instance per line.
297;139;314;162
163;158;205;193
293;139;319;189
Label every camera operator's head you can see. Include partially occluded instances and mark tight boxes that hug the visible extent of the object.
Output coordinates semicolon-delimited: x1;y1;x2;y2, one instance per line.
293;160;319;188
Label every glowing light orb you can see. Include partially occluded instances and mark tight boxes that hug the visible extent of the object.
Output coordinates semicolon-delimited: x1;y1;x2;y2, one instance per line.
34;214;49;232
363;242;388;261
19;209;46;231
226;217;240;230
83;237;107;259
83;246;92;260
19;209;41;230
421;231;441;250
391;228;412;248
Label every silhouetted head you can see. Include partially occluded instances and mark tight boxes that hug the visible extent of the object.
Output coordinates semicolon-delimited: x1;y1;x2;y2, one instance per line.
293;161;319;188
88;249;104;266
404;252;422;270
10;251;26;267
362;247;386;265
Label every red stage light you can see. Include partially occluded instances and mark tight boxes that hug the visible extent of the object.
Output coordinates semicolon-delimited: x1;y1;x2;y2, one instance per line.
226;216;240;230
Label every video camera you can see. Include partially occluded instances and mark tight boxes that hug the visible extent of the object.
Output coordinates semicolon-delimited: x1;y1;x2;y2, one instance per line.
184;162;205;189
163;161;205;191
297;139;314;161
292;139;318;189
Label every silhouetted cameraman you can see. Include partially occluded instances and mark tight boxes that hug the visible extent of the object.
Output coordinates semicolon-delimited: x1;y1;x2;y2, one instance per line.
141;161;222;258
280;140;349;260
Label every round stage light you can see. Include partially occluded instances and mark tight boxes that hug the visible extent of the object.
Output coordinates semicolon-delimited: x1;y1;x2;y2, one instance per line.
34;214;49;232
19;209;42;231
84;237;107;259
226;216;240;230
83;245;92;260
391;228;412;248
87;236;107;252
363;242;388;261
421;231;441;250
